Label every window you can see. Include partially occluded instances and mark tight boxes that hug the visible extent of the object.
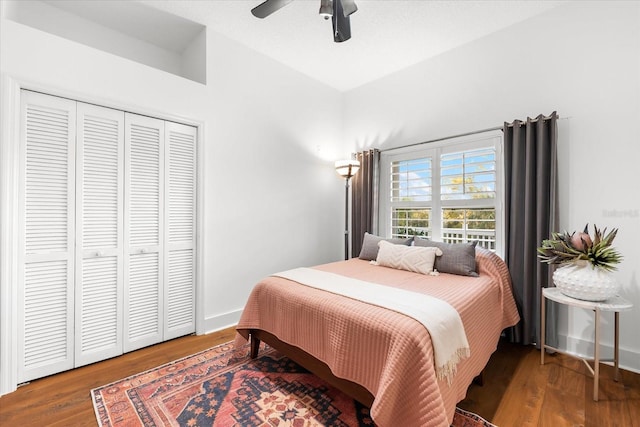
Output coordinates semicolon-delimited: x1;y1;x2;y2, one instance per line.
380;131;503;254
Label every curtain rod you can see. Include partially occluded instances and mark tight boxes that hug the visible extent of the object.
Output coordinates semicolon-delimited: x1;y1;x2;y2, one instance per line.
505;112;558;128
380;113;558;153
380;126;501;152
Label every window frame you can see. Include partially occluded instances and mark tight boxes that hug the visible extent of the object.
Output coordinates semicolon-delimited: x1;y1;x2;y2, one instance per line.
379;130;504;256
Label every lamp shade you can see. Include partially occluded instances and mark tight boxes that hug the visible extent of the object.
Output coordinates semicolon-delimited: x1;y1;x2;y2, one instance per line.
334;159;360;179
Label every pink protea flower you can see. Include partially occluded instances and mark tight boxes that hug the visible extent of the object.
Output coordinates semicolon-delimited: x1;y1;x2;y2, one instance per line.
570;224;593;252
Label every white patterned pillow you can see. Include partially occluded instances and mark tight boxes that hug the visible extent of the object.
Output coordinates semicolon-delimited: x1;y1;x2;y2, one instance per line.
374;240;443;275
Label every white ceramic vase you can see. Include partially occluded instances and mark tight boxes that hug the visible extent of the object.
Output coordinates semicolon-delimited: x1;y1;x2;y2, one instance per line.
552;260;620;301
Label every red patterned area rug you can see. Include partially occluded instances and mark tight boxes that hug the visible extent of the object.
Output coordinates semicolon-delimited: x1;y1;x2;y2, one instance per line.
91;341;496;427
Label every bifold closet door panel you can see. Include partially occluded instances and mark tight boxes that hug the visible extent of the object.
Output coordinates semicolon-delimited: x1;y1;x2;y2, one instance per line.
124;113;165;353
75;102;124;367
164;122;197;340
18;91;76;382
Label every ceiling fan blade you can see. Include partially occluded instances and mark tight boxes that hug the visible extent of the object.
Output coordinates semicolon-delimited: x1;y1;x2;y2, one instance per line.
332;0;351;42
341;0;357;17
251;0;294;18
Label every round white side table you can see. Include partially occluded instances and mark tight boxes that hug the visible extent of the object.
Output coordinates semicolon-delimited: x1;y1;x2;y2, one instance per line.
540;287;633;401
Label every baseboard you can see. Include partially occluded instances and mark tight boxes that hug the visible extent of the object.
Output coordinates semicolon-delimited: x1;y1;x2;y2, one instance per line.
557;333;640;374
201;309;242;335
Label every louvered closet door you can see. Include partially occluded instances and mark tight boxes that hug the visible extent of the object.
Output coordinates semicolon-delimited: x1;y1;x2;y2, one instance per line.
124;114;164;352
75;103;124;367
164;122;196;340
18;91;76;382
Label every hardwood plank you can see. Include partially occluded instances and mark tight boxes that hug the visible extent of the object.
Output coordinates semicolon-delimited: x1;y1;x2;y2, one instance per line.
1;330;639;427
535;354;585;425
489;349;547;426
0;328;235;427
461;344;640;427
545;353;585;397
584;363;636;427
458;340;528;417
538;381;585;426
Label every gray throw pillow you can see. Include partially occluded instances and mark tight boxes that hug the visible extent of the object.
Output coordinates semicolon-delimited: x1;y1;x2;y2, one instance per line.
358;232;413;261
413;239;479;277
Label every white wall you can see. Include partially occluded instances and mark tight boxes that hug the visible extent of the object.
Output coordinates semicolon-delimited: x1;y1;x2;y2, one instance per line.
3;0;207;84
182;28;207;84
0;16;345;393
343;1;640;372
4;0;183;77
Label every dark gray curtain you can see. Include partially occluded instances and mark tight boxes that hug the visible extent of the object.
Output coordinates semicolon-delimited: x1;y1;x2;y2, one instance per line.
504;112;558;347
351;149;380;258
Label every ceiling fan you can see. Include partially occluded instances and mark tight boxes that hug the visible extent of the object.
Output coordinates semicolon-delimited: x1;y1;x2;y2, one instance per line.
251;0;358;43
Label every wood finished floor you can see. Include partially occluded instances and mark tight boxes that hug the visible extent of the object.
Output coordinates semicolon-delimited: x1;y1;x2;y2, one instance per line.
1;328;638;427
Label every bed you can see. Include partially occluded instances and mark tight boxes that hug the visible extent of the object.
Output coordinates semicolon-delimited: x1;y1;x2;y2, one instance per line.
235;245;520;427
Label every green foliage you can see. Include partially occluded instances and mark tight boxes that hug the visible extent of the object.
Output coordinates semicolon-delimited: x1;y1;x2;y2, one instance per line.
537;224;623;272
442;208;495;230
394;207;496;237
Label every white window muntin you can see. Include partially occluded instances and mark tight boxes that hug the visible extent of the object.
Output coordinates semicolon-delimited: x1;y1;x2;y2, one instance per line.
390;158;432;203
441;147;496;200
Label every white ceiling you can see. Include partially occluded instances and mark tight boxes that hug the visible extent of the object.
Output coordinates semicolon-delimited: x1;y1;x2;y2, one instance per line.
141;1;565;91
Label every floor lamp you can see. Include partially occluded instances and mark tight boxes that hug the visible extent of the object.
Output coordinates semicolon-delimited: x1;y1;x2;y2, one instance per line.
335;159;360;260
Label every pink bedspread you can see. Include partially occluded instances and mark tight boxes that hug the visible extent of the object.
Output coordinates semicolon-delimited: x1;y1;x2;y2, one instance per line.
235;249;520;427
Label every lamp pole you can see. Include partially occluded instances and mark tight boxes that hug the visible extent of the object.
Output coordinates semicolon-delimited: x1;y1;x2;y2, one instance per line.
335;159;360;261
344;175;350;260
